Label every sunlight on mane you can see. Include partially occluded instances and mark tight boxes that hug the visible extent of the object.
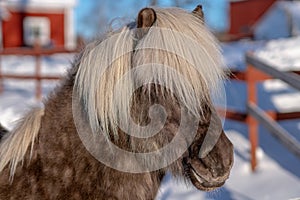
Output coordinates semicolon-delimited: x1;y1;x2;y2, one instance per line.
75;7;225;139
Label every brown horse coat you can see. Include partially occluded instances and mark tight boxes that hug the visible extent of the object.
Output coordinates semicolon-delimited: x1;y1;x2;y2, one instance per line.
0;6;233;200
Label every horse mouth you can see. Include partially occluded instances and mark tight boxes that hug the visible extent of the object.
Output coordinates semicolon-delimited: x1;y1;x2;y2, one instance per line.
189;164;226;191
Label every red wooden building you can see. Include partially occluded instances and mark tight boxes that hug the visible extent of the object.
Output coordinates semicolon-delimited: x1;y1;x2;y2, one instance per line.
0;0;76;49
228;0;277;39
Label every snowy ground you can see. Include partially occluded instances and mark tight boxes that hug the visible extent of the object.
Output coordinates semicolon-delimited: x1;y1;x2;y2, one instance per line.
0;37;300;200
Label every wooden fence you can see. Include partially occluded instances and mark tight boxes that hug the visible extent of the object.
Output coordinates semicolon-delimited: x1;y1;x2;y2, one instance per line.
0;47;79;99
221;53;300;171
246;53;300;170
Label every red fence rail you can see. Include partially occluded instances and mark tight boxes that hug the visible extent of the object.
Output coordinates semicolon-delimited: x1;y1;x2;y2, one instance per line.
246;53;300;170
221;53;300;171
0;47;79;99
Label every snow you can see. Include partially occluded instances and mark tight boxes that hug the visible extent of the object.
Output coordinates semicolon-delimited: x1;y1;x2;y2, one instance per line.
0;38;300;199
223;36;300;114
221;40;266;71
258;38;300;114
0;54;74;129
222;130;300;200
1;54;74;76
255;36;300;71
155;125;300;200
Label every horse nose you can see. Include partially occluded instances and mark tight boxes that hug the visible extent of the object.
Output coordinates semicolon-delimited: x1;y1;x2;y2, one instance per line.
200;131;234;179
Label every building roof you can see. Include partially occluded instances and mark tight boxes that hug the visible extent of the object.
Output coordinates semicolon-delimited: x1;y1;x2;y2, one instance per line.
254;1;300;40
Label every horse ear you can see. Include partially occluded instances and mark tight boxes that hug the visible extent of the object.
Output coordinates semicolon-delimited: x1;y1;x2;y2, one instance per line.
137;8;157;28
192;4;204;23
136;8;156;39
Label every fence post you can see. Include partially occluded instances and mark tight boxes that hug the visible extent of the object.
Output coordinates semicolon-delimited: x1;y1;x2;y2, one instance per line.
246;65;258;171
34;43;42;100
246;63;271;171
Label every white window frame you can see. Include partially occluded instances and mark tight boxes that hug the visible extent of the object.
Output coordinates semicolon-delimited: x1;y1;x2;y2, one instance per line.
23;17;50;46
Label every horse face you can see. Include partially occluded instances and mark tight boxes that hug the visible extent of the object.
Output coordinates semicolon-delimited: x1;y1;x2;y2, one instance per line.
133;6;233;191
130;84;233;191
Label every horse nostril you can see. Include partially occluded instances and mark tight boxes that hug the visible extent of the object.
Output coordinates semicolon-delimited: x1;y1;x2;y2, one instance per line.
211;165;226;178
211;168;217;177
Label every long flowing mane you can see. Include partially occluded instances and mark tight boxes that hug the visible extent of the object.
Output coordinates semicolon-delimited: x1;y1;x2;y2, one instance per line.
75;7;225;138
0;108;44;179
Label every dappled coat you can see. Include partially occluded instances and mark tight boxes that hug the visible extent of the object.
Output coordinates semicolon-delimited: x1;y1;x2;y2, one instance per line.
0;6;233;200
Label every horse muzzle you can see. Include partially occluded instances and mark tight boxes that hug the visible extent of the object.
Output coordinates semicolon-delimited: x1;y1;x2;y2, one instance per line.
184;130;234;191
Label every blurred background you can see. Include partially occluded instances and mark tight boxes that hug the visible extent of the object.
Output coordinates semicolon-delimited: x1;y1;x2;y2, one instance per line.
0;0;300;199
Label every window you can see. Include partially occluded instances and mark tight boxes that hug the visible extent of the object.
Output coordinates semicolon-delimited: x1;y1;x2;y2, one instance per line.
23;17;50;46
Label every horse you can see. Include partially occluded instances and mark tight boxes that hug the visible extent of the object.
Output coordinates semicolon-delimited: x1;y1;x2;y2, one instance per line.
0;5;233;199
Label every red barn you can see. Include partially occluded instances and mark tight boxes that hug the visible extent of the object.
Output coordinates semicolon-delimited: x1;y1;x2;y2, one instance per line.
228;0;277;39
0;0;76;49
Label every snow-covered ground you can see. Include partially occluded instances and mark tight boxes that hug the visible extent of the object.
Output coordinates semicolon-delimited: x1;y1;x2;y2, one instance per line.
0;53;75;129
0;37;300;200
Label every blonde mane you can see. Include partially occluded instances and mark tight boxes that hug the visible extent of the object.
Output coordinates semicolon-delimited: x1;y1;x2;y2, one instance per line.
0;108;44;179
75;7;225;138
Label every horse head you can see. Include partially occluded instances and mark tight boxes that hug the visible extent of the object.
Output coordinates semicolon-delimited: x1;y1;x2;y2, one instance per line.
74;5;234;192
